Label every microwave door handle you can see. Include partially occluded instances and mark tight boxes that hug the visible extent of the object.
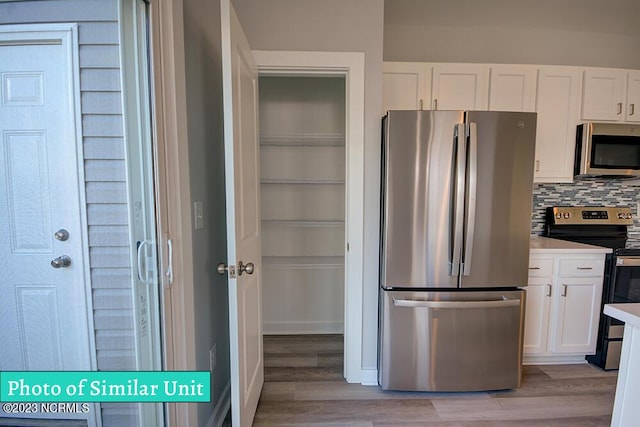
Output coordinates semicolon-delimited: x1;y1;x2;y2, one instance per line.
451;123;466;277
463;123;477;276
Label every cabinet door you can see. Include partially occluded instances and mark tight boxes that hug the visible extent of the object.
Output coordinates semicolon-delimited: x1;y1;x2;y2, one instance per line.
551;278;602;354
626;71;640;123
534;67;582;183
581;68;626;121
523;278;552;354
431;63;489;110
489;65;537;112
382;62;430;113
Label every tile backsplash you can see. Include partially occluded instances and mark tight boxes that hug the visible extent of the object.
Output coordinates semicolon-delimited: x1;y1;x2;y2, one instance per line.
531;179;640;239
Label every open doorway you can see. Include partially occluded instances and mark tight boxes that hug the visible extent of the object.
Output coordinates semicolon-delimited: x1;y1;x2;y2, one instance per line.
254;50;365;384
259;73;347;385
259;75;346;336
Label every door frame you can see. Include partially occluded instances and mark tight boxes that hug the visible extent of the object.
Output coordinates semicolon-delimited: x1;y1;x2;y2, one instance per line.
148;0;198;425
253;50;365;384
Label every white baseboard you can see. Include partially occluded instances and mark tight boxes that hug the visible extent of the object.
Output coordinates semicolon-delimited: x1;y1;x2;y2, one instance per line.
206;381;231;427
263;321;343;335
360;368;379;386
523;355;589;365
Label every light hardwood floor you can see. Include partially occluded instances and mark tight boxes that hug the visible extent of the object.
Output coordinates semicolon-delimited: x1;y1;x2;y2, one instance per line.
253;334;618;426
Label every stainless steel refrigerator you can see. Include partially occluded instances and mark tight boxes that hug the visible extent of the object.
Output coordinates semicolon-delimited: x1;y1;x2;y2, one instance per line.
378;110;536;392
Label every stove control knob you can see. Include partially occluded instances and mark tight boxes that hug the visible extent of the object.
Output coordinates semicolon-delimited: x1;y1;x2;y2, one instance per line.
563;212;571;219
618;213;625;219
556;212;562;219
627;213;633;219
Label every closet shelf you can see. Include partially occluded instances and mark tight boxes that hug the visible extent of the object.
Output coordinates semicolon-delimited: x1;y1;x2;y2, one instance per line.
262;219;344;227
260;133;345;147
261;178;345;185
262;256;345;269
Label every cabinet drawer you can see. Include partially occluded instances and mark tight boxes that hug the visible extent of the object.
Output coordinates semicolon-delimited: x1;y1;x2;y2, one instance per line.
528;259;553;277
558;259;604;277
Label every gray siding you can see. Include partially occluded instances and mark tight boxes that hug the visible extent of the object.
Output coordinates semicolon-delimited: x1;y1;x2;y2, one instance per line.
1;2;138;426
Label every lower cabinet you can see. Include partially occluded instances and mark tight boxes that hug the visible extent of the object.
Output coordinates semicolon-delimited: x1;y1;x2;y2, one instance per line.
524;253;605;364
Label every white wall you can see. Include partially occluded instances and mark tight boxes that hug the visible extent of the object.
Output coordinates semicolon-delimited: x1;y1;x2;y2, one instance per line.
384;0;640;68
232;0;385;370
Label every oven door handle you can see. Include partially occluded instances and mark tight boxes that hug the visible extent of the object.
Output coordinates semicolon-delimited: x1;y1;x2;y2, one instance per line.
616;257;640;266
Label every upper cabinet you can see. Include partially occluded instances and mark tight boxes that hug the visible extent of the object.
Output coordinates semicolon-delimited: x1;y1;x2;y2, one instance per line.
382;62;640;183
625;71;640;123
488;65;537;112
534;67;582;183
582;68;640;123
431;63;489;110
382;62;534;113
382;62;430;113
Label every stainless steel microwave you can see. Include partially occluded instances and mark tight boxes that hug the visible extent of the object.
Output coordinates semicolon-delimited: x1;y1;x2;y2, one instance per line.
574;122;640;178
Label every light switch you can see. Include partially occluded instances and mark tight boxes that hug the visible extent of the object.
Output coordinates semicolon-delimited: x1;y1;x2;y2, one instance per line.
194;201;204;230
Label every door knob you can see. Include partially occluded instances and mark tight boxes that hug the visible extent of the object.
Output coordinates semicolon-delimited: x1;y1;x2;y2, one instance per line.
238;261;254;275
51;255;71;268
54;229;69;241
217;263;229;275
217;263;237;278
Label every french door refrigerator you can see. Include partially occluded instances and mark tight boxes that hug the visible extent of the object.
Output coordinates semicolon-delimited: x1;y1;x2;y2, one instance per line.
378;110;536;392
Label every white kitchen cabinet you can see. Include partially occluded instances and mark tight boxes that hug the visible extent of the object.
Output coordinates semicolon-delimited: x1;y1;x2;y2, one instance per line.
524;252;605;364
523;277;552;354
626;71;640;123
382;62;430;113
382;62;490;112
431;63;489;111
553;277;603;354
488;65;537;112
533;67;582;183
581;68;640;123
383;62;536;113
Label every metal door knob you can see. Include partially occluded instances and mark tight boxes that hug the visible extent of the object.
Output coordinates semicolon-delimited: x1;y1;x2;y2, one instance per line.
238;261;254;275
217;263;229;275
51;255;71;268
54;229;69;241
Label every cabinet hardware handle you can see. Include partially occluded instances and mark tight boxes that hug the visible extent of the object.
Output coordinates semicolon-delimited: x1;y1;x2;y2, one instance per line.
546;284;552;297
562;284;567;297
577;266;593;270
631;104;635;116
529;266;541;270
617;102;623;115
433;99;438;110
419;99;423;110
535;160;540;172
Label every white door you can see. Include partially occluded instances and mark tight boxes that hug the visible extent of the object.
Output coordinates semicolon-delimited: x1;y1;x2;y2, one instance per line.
221;1;264;426
0;26;97;426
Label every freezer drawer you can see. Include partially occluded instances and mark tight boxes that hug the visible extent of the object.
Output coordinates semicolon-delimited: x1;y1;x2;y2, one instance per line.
379;289;525;391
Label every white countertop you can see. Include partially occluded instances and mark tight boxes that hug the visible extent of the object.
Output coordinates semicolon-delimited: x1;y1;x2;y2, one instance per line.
604;304;640;329
530;236;612;254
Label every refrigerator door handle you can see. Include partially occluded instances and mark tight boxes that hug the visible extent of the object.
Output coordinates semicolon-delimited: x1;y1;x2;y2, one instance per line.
451;123;466;276
463;122;478;276
393;297;521;309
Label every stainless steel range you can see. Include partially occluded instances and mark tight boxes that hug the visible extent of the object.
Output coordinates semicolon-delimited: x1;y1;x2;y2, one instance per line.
545;206;639;370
